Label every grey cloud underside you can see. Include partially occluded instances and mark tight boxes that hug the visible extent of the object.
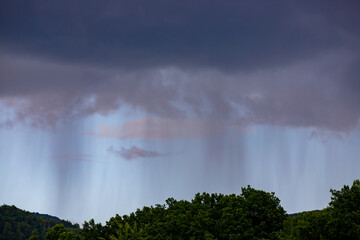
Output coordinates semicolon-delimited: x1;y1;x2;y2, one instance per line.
0;0;359;131
1;0;358;70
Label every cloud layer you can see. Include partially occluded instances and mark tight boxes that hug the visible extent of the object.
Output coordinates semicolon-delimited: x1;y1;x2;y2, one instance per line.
0;1;359;132
89;118;228;139
1;1;358;69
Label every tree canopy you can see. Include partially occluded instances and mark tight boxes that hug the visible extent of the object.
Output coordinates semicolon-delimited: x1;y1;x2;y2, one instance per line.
96;186;287;240
1;179;359;240
279;179;360;240
0;205;79;240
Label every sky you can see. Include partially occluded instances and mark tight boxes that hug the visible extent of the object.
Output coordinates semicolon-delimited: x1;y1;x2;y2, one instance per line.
0;0;360;224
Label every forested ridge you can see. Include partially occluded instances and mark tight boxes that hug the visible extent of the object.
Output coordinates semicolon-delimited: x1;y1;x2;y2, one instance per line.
1;179;359;240
0;205;79;240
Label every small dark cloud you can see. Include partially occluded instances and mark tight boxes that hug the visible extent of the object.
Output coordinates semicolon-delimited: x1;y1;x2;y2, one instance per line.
107;146;169;160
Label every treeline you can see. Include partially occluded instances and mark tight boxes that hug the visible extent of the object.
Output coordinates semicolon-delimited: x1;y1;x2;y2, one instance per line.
0;205;79;240
2;179;360;240
279;179;360;240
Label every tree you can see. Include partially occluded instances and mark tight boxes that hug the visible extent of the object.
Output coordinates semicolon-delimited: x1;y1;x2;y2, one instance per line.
28;235;40;240
2;222;15;240
278;210;330;240
45;224;80;240
81;219;103;240
101;188;286;239
278;179;360;240
327;179;360;240
45;224;67;240
218;186;287;240
0;204;79;240
59;231;80;240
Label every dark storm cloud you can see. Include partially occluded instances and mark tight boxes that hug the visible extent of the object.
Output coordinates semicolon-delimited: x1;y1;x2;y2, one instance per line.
0;0;359;132
107;146;169;160
1;0;358;70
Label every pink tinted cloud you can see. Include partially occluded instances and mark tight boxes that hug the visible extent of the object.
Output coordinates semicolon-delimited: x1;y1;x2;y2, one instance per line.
1;51;360;132
107;146;169;160
89;118;228;139
0;55;181;129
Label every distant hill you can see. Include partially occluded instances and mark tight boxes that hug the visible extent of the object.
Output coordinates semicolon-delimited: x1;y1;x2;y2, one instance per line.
288;209;321;218
32;212;62;223
0;204;79;240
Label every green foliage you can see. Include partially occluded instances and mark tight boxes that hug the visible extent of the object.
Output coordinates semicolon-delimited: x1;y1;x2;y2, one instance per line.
45;224;67;240
278;209;330;240
45;224;80;240
81;219;104;240
328;179;360;239
4;179;360;240
29;235;40;240
100;187;287;240
279;179;360;240
0;205;79;240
